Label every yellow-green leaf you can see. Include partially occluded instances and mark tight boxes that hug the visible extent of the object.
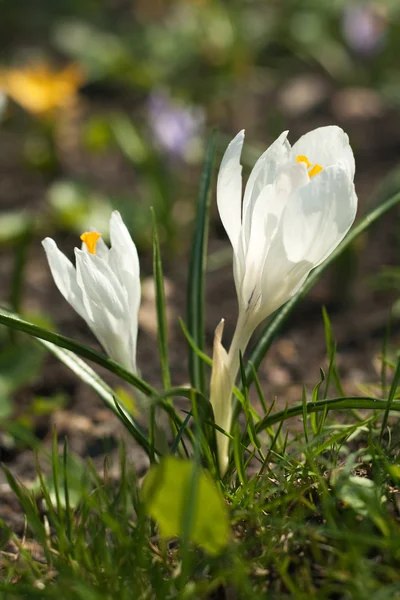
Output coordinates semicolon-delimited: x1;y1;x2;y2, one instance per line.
142;457;229;555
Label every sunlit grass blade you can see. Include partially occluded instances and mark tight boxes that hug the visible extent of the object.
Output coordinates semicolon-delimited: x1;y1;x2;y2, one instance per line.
381;313;392;397
250;396;400;441
380;356;400;441
51;428;62;518
310;368;325;434
112;397;153;456
171;412;192;456
0;307;155;396
238;352;260;451
258;413;286;477
322;307;344;398
37;338;152;454
179;317;212;368
245;189;400;384
1;465;49;556
233;422;247;485
151;208;171;389
302;386;309;444
249;361;268;415
186;132;216;393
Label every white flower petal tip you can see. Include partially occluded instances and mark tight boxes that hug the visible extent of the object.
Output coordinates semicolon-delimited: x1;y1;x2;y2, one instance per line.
42;213;141;374
214;318;225;347
217;126;357;330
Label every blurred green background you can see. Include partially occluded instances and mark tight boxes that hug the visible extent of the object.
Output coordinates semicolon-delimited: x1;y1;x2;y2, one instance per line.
1;0;400;432
0;0;399;250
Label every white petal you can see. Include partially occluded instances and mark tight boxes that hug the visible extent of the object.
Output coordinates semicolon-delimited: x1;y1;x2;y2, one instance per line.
108;211;140;364
282;165;357;266
42;238;88;321
256;230;313;321
291;126;355;181
75;249;135;370
241;184;276;310
109;211;140;284
75;249;127;319
217;130;244;252
240;163;309;311
242;130;291;243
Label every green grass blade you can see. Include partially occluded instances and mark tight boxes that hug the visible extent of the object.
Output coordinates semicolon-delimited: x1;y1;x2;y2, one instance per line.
233;422;248;485
245;189;400;384
322;307;344;398
380;356;400;440
36;339;152;454
0;307;156;396
186;132;216;393
151;208;171;389
52;428;62;517
179;317;212;367
302;386;309;444
63;437;72;545
251;396;400;439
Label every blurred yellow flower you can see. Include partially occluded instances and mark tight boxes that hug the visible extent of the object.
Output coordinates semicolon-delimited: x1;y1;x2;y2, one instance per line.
0;63;85;116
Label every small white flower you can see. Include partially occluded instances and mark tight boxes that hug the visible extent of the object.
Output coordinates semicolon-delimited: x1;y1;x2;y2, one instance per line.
211;126;358;473
42;211;140;374
217;125;357;330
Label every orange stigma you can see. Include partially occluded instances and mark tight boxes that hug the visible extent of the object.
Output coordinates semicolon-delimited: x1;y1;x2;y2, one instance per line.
296;155;323;178
80;231;102;254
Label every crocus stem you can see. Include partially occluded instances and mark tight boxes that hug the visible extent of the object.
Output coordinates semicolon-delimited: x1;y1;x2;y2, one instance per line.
227;310;253;382
216;311;253;475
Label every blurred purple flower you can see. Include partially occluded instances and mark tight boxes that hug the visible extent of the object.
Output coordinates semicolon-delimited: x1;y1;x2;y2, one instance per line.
147;91;204;159
342;4;386;56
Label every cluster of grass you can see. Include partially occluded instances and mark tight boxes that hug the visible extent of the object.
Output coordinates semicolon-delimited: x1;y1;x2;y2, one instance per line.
2;408;400;599
2;137;400;599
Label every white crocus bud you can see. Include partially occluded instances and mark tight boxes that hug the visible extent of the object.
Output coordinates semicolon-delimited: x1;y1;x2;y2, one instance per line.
42;210;140;374
212;126;358;473
209;320;233;476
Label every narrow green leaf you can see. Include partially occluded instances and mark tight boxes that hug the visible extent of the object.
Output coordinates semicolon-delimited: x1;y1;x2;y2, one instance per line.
1;464;48;551
250;396;400;441
302;386;309;444
171;412;192;456
239;352;260;450
179;318;212;368
233;422;248;485
380;356;400;440
249;361;268;415
322;307;344;398
0;307;155;396
151;208;171;389
38;338;152;454
52;428;62;516
63;438;72;544
257;413;286;478
381;313;392;398
245;189;400;384
310;368;325;434
186;133;216;393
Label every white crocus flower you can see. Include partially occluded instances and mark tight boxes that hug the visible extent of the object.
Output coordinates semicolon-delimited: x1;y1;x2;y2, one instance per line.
211;126;357;474
42;211;140;374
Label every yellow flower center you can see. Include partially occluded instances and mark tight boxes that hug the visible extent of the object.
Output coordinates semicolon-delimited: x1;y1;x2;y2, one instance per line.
296;154;323;178
80;231;102;254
